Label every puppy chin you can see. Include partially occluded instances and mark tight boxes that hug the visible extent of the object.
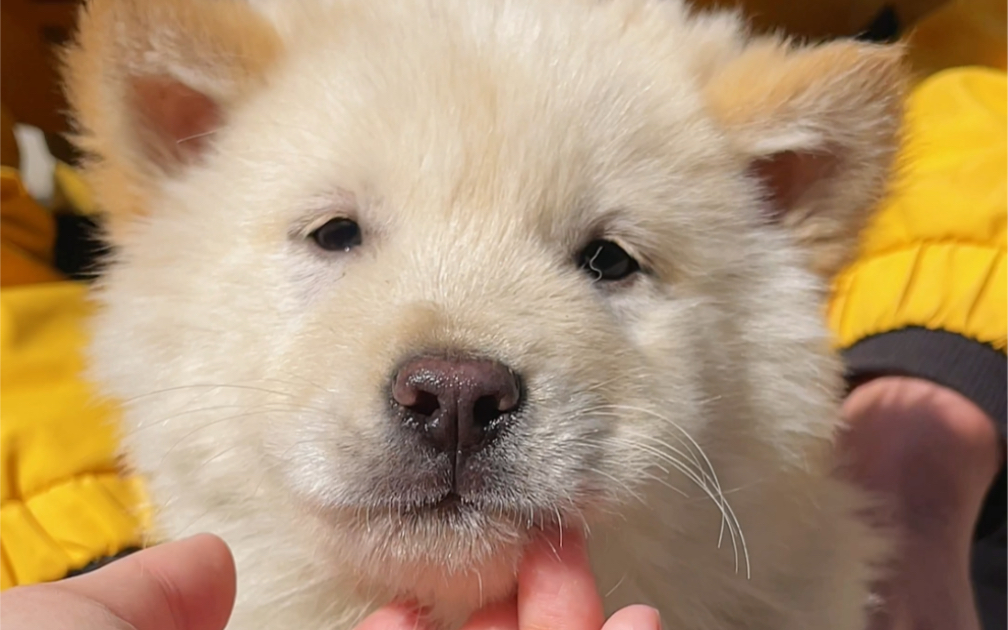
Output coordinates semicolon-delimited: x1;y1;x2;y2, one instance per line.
322;504;536;620
386;547;523;623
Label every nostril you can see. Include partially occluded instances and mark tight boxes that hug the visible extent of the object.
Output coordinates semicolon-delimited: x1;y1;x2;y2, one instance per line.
410;391;440;417
472;395;505;428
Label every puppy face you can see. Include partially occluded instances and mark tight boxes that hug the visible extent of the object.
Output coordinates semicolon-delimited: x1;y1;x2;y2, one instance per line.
65;0;904;614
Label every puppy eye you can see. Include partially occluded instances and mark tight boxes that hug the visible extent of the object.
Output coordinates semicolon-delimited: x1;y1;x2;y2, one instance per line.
311;218;362;252
578;239;641;281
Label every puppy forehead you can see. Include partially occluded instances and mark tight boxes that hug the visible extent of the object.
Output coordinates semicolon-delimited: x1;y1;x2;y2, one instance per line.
233;0;721;232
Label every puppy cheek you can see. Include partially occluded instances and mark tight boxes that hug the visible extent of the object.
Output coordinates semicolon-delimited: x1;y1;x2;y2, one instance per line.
622;300;702;407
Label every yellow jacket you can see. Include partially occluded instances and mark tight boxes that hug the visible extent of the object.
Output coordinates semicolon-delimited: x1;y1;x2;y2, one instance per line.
828;65;1006;422
1;0;1004;590
828;0;1006;428
0;168;148;589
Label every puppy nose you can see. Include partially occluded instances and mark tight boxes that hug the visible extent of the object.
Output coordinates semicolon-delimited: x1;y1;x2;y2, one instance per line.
392;356;521;457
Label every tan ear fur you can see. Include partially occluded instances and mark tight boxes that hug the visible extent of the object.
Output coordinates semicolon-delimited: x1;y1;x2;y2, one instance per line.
703;38;907;279
61;0;281;236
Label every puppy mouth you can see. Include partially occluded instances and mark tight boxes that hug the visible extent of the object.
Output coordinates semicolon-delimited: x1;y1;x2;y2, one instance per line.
367;486;540;529
403;491;469;515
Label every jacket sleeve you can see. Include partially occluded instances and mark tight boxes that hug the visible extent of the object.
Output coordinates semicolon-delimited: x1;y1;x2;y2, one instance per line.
0;114;148;590
827;66;1007;432
0;280;150;590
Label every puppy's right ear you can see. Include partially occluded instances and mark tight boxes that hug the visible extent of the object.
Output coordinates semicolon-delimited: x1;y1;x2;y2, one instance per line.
701;38;906;280
62;0;281;227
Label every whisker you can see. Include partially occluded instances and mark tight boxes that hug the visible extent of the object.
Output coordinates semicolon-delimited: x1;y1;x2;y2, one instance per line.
129;400;329;437
176;128;221;145
604;572;628;599
583;433;740;566
120;382;303;405
581;403;751;579
580;408;734;547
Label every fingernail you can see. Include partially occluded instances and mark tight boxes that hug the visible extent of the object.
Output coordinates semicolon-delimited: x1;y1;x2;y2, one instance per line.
396;599;431;618
603;605;662;630
356;603;430;630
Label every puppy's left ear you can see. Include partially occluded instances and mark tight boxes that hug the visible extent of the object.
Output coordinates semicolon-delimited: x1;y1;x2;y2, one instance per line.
61;0;282;239
704;39;907;278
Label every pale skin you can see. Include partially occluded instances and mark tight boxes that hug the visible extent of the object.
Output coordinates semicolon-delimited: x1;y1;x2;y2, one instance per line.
0;532;661;630
1;376;998;630
840;376;1004;630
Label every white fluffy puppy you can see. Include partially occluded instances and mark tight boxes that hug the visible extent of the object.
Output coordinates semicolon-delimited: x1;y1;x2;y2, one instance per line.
62;0;905;628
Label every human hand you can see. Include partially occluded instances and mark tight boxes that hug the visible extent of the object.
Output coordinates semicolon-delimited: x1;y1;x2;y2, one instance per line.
0;534;236;630
356;532;660;630
839;376;1004;630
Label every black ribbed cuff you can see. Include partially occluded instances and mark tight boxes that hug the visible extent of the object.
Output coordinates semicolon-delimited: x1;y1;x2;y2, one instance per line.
841;327;1007;435
63;546;141;579
843;327;1008;548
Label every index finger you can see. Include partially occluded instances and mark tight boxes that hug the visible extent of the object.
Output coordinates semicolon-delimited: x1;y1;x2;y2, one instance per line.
354;603;438;630
518;531;605;630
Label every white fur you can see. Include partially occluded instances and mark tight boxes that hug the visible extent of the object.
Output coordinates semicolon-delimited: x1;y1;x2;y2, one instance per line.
79;0;897;628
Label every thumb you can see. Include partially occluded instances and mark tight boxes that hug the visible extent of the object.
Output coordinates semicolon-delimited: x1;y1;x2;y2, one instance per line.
59;533;237;630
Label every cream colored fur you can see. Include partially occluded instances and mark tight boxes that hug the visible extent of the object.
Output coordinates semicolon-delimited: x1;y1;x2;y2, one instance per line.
63;0;905;628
